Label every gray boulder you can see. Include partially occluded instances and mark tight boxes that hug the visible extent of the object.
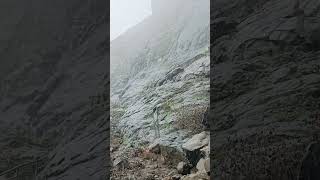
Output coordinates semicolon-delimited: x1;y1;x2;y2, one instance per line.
182;132;209;166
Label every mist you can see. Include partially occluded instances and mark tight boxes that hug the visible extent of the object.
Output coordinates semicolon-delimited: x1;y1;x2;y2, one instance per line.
111;0;152;41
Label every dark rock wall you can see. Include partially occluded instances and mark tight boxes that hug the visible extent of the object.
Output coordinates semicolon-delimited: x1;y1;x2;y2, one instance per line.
0;0;108;179
211;0;320;178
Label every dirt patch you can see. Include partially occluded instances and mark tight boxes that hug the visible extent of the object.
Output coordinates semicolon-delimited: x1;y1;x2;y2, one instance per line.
111;133;180;180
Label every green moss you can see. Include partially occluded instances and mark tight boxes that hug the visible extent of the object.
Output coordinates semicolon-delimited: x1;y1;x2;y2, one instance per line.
121;135;132;148
162;99;175;113
194;92;209;101
162;118;172;130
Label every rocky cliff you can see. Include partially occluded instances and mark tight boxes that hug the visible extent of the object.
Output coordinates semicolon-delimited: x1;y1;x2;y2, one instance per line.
0;1;108;179
110;0;210;179
211;0;320;178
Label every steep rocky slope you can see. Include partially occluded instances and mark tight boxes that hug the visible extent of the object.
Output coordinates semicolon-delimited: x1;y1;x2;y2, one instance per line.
211;0;320;179
110;0;210;179
0;1;108;179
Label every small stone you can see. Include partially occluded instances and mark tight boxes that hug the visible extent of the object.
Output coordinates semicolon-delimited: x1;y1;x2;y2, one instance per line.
148;141;161;154
111;146;118;153
168;171;176;176
144;174;156;180
113;157;129;170
177;162;191;175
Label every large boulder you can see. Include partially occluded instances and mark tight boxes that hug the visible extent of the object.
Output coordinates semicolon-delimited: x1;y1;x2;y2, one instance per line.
182;131;209;151
182;131;209;166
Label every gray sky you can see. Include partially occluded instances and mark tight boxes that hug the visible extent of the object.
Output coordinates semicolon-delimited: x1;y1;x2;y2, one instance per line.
111;0;152;41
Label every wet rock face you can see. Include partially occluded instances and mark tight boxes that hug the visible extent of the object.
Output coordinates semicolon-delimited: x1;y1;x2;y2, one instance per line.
212;0;320;178
212;18;238;40
309;27;320;50
0;0;108;179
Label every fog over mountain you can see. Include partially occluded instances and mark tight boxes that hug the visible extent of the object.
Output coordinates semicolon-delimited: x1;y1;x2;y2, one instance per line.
110;0;152;40
110;0;210;179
